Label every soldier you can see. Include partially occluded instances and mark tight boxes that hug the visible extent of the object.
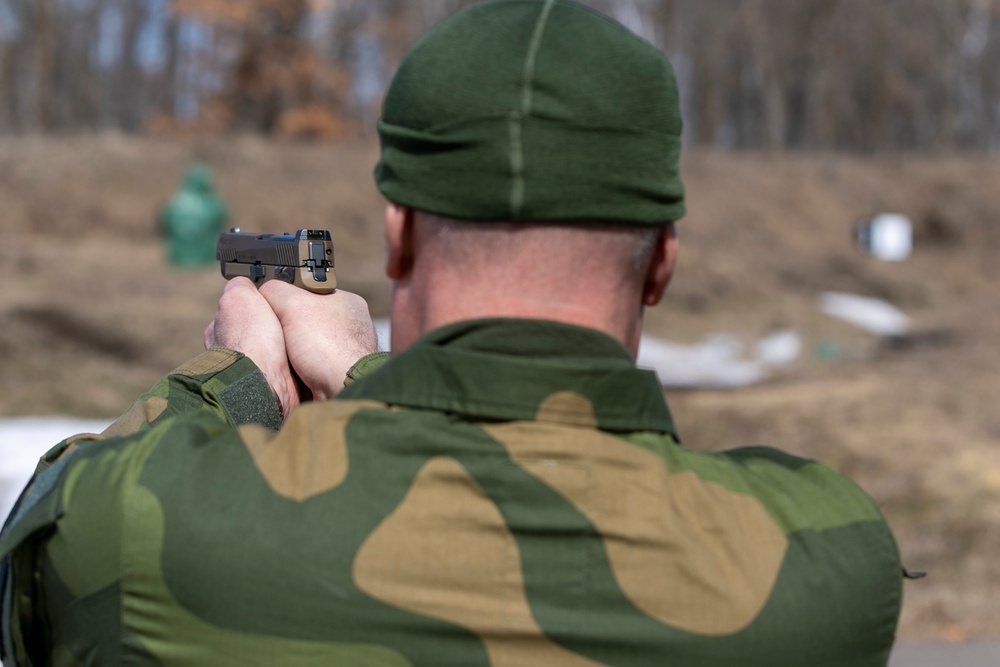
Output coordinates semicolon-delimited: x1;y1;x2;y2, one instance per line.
1;1;904;665
159;164;230;267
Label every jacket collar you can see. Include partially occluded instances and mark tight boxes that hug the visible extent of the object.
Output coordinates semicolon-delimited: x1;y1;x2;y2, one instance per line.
341;318;677;437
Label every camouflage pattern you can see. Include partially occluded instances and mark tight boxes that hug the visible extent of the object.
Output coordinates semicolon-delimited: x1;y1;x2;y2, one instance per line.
1;319;902;666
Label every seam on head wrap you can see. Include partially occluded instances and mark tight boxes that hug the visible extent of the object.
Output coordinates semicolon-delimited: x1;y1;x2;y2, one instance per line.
508;112;525;218
521;0;556;113
510;0;558;219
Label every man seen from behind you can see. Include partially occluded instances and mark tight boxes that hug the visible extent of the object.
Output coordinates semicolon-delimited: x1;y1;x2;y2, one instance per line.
0;1;903;665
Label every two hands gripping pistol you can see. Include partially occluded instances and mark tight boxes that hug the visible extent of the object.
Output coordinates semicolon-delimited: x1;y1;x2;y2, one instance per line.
216;228;337;294
216;228;337;403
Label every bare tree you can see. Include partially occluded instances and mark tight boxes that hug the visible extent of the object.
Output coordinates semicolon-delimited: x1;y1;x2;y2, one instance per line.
33;0;56;130
57;0;104;130
169;0;351;137
0;0;29;131
1;0;998;153
951;0;994;147
110;0;148;131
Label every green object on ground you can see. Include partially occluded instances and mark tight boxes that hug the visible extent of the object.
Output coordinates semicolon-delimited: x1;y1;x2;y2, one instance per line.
160;165;229;267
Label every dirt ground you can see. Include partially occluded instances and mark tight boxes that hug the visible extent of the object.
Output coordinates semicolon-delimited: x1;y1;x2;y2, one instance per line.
1;135;998;641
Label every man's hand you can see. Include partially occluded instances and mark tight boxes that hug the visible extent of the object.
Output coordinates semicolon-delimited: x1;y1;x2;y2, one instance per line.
257;280;379;402
204;277;301;417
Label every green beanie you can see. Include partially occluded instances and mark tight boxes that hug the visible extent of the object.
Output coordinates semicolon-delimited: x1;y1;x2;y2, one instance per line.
374;0;685;225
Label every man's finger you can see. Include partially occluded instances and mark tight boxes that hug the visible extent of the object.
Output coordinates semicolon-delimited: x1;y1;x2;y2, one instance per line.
257;279;304;321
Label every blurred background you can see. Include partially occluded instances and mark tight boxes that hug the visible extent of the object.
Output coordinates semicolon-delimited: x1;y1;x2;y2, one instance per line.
2;0;1000;148
1;0;999;649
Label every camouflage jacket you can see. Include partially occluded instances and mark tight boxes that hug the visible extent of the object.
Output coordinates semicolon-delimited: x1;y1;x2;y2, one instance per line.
0;318;902;666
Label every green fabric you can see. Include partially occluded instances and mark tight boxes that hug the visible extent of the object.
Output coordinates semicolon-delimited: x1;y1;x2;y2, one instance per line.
375;0;685;224
345;351;391;385
0;320;902;665
94;348;281;438
341;319;676;434
160;165;229;267
216;366;284;431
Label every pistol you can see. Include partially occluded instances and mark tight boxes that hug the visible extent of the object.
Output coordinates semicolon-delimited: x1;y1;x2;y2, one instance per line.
216;228;337;294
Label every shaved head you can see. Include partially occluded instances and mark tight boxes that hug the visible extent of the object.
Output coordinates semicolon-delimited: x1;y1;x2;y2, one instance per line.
414;212;664;287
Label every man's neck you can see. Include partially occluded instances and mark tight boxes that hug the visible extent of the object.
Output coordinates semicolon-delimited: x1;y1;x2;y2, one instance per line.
390;277;644;358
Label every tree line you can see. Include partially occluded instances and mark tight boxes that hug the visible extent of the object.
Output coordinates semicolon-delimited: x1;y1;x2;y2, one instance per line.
2;0;999;153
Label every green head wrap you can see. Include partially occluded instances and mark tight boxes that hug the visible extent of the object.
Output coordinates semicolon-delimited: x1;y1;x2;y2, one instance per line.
374;0;685;225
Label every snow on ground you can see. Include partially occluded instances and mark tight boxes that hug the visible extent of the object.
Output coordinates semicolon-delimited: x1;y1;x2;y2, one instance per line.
0;417;112;523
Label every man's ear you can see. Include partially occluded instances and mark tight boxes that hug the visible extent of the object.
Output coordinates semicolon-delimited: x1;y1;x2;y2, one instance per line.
385;203;414;280
642;223;679;307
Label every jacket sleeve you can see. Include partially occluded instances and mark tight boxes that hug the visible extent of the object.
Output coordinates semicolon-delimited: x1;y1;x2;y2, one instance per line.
103;348;282;437
30;348;281;479
0;348;281;664
344;351;391;386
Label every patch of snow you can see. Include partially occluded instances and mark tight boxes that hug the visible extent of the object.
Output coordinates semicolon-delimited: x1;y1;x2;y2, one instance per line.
819;292;910;336
0;417;111;524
